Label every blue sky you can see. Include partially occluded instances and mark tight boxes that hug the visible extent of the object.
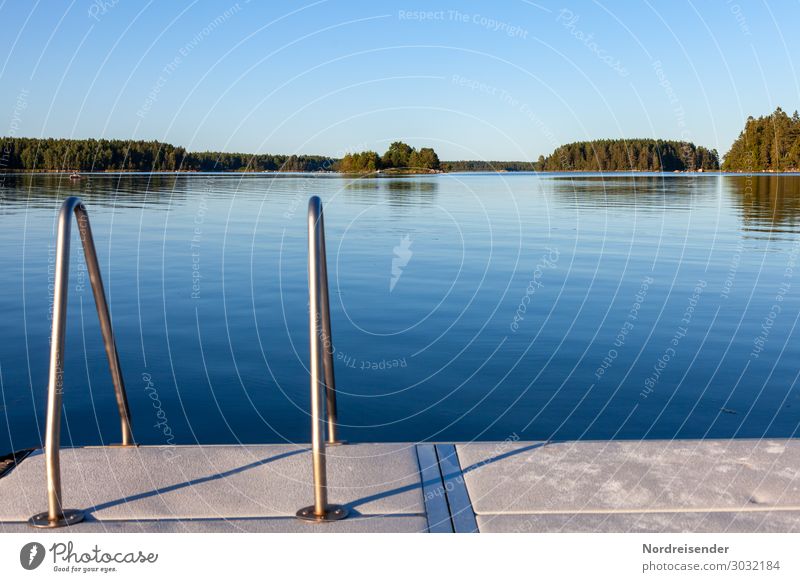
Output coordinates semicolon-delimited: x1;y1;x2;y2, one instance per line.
1;0;798;160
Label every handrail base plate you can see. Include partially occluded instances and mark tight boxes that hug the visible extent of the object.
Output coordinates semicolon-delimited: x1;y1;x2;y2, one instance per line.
29;508;85;528
295;504;348;523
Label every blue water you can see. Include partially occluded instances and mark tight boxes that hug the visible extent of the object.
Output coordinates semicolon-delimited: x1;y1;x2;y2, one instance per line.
1;172;799;451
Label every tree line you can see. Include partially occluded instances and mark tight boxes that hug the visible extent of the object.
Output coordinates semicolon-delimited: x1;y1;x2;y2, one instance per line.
536;139;720;172
722;107;800;172
0;137;335;172
10;118;800;174
440;160;535;172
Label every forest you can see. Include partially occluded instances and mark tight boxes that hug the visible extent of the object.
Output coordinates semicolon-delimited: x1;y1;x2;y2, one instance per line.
0;137;335;172
537;139;720;172
722;107;800;172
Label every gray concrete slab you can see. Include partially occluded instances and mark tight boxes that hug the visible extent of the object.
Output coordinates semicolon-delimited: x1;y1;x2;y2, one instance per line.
457;440;800;515
0;444;424;522
4;440;798;533
476;511;800;533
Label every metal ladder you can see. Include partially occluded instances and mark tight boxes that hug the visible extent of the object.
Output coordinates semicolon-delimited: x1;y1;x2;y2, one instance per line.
29;195;348;527
29;196;134;528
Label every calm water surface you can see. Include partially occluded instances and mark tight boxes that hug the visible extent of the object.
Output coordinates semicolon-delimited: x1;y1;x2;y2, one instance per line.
2;172;800;450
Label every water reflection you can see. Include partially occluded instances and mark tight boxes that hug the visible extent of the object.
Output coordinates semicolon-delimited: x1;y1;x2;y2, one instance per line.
543;174;800;234
0;174;190;211
726;175;800;230
547;175;711;212
342;177;438;207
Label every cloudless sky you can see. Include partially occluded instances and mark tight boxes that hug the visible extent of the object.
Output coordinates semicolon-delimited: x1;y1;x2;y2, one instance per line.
1;0;798;160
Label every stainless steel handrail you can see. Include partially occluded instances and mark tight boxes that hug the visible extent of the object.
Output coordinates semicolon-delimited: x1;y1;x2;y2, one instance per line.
29;196;135;528
296;196;348;522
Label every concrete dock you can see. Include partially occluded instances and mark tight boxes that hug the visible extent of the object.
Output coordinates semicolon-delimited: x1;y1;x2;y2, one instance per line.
1;439;798;532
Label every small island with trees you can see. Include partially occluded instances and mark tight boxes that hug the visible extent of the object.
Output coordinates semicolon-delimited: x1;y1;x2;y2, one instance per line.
1;107;799;174
338;141;441;173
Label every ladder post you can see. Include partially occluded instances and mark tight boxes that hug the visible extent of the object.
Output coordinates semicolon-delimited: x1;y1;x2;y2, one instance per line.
295;196;348;523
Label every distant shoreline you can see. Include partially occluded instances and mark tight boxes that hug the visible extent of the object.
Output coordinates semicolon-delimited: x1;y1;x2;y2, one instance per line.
0;137;718;174
5;110;800;173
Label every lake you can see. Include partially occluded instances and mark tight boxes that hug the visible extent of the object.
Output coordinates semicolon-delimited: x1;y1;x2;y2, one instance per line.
1;172;799;451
